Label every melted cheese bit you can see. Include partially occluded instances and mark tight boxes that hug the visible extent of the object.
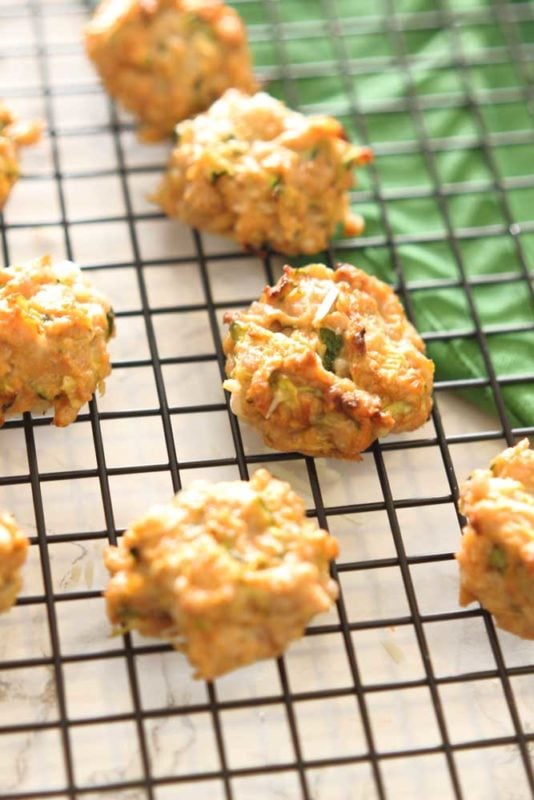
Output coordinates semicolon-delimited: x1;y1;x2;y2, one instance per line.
313;285;339;325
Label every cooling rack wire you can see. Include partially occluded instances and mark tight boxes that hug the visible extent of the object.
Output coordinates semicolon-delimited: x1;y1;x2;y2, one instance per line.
0;0;533;798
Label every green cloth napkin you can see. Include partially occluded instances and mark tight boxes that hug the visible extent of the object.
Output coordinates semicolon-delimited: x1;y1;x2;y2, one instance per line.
235;0;534;428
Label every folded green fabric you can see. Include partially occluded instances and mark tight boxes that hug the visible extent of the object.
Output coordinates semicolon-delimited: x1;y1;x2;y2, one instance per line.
239;0;534;427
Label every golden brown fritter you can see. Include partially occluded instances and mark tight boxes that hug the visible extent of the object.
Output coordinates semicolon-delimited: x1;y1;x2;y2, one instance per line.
0;255;115;427
153;89;372;254
105;468;339;679
0;101;43;210
85;0;257;141
457;438;534;639
0;512;29;613
223;263;434;459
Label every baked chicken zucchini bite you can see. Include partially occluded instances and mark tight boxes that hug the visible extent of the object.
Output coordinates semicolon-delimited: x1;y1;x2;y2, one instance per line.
457;438;534;639
0;512;28;613
223;263;434;459
0;101;43;210
85;0;257;141
105;469;339;679
0;255;115;427
153;89;372;254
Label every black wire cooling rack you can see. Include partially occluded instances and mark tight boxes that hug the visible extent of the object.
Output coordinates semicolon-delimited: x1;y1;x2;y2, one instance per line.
0;0;533;798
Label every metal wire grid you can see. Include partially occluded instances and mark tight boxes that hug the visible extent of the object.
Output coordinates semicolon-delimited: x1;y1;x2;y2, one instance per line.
0;0;533;798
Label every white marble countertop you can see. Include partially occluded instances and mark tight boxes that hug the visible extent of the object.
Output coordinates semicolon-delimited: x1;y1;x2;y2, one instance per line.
0;3;532;799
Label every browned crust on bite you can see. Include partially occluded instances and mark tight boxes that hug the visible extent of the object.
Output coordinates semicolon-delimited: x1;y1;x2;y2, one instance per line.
223;262;434;460
0;101;43;209
153;89;372;254
85;0;258;141
104;468;339;679
0;512;29;613
457;438;534;639
0;255;115;427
